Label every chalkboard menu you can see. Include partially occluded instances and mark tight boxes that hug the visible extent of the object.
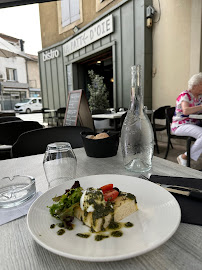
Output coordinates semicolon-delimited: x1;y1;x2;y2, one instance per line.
64;90;94;131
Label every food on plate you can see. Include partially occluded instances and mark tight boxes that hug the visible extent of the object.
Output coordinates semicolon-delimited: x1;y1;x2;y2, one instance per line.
49;181;82;230
49;181;138;234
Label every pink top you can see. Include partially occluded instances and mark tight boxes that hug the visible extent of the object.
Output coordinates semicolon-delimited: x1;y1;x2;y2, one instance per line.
171;90;202;133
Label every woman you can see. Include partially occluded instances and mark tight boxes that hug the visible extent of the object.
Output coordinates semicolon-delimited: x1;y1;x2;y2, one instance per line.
171;73;202;166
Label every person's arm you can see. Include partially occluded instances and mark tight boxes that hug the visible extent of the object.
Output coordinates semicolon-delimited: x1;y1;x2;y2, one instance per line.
181;101;202;115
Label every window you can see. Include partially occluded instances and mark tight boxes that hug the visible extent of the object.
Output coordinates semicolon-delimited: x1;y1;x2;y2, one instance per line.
57;0;83;34
31;99;37;104
6;68;18;81
61;0;80;27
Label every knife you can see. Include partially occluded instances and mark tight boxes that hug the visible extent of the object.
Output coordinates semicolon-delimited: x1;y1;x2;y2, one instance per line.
157;183;202;200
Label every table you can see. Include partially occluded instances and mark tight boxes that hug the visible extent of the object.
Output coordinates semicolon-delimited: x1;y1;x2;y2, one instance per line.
1;147;202;270
92;112;126;130
92;111;126;120
189;114;202;119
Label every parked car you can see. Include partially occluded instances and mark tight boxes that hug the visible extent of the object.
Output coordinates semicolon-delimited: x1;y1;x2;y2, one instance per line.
14;97;42;113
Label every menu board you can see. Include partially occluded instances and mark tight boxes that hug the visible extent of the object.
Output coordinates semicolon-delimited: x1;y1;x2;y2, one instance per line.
64;90;94;131
64;90;81;126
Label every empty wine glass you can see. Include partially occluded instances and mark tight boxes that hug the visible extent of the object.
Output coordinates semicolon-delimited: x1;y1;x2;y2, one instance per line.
43;142;77;188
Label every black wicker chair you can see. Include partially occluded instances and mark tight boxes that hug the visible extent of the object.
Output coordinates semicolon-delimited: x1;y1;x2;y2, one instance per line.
0;116;22;123
152;105;171;154
11;126;93;158
0;120;43;160
0;120;43;146
56;107;66;126
164;106;195;167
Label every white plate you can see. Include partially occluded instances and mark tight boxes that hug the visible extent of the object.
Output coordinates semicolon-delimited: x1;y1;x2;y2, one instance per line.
27;174;181;262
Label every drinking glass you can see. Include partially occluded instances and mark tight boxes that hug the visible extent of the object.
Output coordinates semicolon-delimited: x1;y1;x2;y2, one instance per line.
43;142;77;188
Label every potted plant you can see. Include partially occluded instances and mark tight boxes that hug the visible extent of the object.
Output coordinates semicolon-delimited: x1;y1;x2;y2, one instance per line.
88;70;110;113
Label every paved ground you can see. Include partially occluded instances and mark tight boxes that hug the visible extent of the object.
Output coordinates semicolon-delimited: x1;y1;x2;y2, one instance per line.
16;112;202;171
154;141;202;171
16;112;48;127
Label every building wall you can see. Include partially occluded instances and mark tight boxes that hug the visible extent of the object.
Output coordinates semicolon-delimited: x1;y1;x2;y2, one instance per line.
39;43;67;110
39;0;123;49
38;0;152;111
27;60;41;89
39;0;202;112
152;0;202;109
0;56;27;83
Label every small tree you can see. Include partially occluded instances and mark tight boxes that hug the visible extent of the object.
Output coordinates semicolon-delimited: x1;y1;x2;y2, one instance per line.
88;70;110;112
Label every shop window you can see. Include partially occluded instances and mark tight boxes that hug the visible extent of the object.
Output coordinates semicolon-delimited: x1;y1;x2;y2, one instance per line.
96;0;114;12
6;68;18;81
57;0;83;34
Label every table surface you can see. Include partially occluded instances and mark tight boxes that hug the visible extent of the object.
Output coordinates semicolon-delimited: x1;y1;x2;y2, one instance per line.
92;110;153;119
189;114;202;119
1;147;202;270
92;111;126;119
44;109;57;113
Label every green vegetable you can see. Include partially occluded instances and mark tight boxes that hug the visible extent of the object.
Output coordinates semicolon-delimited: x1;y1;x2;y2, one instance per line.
49;186;83;221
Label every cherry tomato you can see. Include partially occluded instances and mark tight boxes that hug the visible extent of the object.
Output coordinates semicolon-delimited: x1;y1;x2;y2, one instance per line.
103;189;119;201
100;184;113;193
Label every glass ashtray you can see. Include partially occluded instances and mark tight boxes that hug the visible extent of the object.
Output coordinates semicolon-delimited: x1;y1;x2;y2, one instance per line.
0;175;36;208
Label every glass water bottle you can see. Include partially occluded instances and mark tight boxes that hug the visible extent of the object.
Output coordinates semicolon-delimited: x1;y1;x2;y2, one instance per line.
121;65;154;172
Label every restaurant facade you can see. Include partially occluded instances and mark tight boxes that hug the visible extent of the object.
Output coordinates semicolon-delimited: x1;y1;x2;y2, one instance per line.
38;0;153;111
38;0;202;113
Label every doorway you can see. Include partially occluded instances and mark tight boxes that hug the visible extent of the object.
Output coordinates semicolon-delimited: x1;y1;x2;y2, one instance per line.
78;48;113;108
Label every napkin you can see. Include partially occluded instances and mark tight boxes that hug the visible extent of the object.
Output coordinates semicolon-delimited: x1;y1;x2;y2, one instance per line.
0;192;42;226
150;175;202;226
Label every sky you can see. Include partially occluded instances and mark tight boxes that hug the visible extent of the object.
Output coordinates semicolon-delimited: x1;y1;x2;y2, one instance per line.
0;3;42;55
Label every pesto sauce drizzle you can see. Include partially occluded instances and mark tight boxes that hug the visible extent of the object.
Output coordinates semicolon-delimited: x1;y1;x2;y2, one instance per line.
82;190;114;227
95;234;109;241
57;229;65;235
76;233;90;238
124;222;134;228
119;192;137;203
111;230;123;237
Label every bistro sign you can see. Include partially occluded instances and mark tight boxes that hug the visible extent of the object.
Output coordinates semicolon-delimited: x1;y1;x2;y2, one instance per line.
42;49;60;62
63;15;113;57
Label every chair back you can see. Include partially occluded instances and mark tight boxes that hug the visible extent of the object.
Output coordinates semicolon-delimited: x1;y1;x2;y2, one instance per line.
11;126;93;158
165;107;175;136
56;107;66;116
0;121;43;145
56;107;66;126
0;116;22;123
153;105;171;120
165;107;175;124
